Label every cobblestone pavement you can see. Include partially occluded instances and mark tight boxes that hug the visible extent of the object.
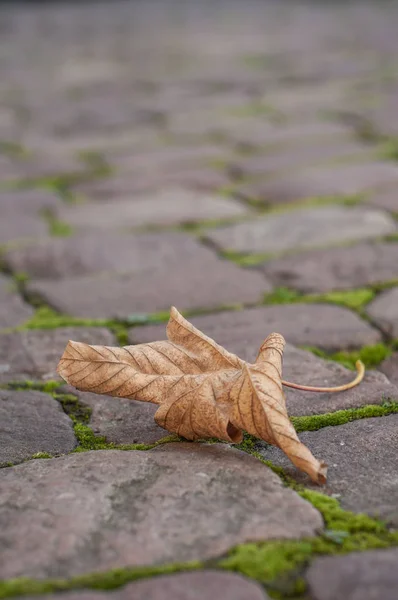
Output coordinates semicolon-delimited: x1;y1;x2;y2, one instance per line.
1;1;398;599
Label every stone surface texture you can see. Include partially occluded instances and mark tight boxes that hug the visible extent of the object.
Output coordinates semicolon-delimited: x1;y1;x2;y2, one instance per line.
367;189;398;213
233;163;398;205
206;206;397;255
0;389;77;466
380;352;398;385
60;385;167;445
130;304;381;354
0;328;116;382
26;253;270;318
0;275;34;329
18;572;271;600
262;242;398;293
58;188;249;229
0;445;323;579
2;2;398;596
306;549;398;600
367;287;398;338
256;415;398;525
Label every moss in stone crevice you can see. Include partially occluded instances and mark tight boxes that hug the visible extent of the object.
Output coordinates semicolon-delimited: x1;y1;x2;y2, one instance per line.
1;390;398;596
16;306;117;331
263;286;375;312
221;248;273;266
291;402;398;434
72;421;178;452
30;452;53;459
126;304;244;330
220;491;398;597
15;304;244;335
0;141;28;158
51;388;180;453
40;208;73;237
137;213;253;236
1;492;397;599
377;137;398;162
1;381;180;457
221;102;286;124
302;342;392;370
3;379;63;394
77;150;112;177
0;562;202;599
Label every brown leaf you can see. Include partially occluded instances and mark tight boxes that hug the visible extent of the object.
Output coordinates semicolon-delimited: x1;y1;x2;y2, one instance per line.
57;306;328;483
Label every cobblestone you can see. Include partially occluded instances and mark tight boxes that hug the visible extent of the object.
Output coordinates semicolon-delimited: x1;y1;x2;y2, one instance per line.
57;188;249;230
380;353;398;385
130;303;381;354
2;1;398;595
0;275;34;330
19;572;271;600
0;389;76;466
0;328;116;383
206;206;397;255
366;189;398;213
232;163;398;205
367;287;398;338
262;242;398;293
24;234;269;317
306;548;398;600
256;415;398;524
1;445;322;579
60;385;167;445
228;140;372;180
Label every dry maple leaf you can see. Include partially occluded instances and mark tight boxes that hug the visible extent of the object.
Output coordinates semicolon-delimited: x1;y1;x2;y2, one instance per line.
57;307;365;484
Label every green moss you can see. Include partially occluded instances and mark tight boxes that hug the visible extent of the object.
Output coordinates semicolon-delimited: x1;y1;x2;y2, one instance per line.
263;286;375;311
49;218;73;237
0;141;27;158
4;490;396;599
371;279;398;292
302;343;392;370
110;323;129;346
0;562;202;598
312;288;375;311
206;157;229;170
4;380;62;394
40;208;73;237
384;232;398;242
331;343;392;370
220;491;398;590
216;184;240;198
72;422;178;452
223;103;285;123
77;150;112;176
18;306;112;330
263;288;303;304
1;442;398;598
377;137;398;161
221;249;272;266
125;311;171;326
30;452;53;459
17;306;171;332
291;402;398;434
12;271;29;285
55;394;92;425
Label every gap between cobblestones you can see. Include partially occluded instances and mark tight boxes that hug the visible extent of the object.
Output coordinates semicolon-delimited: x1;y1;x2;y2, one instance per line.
2;272;398;354
1;378;398;599
2;380;398;467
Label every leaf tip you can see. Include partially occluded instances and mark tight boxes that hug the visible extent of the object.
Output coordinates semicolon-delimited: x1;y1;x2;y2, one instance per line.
315;461;328;485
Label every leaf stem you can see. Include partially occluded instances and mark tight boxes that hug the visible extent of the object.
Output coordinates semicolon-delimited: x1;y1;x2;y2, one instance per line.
281;360;365;393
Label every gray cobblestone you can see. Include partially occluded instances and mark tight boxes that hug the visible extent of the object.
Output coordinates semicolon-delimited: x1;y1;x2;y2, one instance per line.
206;206;397;255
